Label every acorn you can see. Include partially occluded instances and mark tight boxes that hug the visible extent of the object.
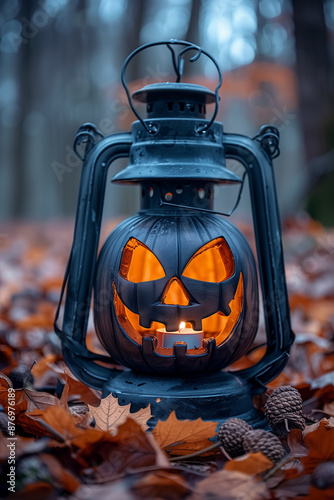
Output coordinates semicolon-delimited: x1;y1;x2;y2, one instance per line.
311;462;334;490
264;385;305;436
243;429;286;463
9;365;34;389
218;417;253;457
0;412;10;436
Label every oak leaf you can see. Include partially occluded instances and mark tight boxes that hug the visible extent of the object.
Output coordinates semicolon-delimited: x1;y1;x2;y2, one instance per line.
152;411;218;455
88;393;152;431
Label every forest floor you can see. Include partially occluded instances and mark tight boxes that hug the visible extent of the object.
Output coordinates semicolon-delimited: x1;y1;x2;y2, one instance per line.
0;216;334;499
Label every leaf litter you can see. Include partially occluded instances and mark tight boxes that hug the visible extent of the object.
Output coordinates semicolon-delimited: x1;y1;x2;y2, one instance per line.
0;219;333;498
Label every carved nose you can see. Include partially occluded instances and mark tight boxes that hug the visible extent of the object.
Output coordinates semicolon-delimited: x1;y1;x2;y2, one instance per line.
161;278;190;306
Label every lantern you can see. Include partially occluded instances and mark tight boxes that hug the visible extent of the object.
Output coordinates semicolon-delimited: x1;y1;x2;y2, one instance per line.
55;41;294;427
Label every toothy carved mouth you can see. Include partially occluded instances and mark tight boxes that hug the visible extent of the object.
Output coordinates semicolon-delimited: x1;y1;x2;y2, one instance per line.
113;274;244;356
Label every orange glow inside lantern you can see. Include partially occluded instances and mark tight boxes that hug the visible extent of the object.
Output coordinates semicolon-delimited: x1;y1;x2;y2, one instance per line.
114;236;244;355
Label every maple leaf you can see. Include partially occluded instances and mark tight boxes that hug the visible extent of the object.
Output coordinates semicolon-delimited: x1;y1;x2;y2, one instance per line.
88;393;152;431
152;411;218;455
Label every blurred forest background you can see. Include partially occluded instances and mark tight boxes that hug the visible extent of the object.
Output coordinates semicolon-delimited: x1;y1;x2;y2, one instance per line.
0;0;333;225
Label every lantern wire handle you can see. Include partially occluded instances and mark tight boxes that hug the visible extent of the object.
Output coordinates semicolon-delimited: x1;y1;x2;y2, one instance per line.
158;170;247;217
121;39;222;134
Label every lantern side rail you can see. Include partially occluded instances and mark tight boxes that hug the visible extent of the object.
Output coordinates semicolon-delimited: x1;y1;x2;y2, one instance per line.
223;131;295;392
55;131;133;389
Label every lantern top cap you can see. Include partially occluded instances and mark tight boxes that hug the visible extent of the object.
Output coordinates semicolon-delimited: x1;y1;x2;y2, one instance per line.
132;83;216;104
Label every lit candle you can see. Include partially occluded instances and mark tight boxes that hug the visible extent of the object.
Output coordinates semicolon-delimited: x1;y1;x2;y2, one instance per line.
156;322;204;349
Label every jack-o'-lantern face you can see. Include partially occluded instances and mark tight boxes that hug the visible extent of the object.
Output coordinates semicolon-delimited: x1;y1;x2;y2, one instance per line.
113;236;244;355
94;213;258;375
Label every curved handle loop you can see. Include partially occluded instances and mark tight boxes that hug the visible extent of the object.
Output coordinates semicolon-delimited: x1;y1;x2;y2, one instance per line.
121;39;222;134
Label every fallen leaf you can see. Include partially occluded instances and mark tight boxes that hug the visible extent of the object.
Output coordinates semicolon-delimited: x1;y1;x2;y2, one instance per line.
301;419;334;473
286;428;308;457
161;437;218;457
7;482;55;500
224;452;273;476
49;364;102;405
132;470;189;499
40;453;80;493
88;393;152;431
152;411;218;454
31;354;58;379
70;481;136;500
187;469;269;500
77;418;169;478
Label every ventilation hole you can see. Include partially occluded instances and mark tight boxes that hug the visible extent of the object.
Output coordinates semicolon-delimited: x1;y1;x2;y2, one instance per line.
142;189;145;197
186;103;195;112
179;102;185;111
198;104;203;113
148;187;154;198
175;187;183;195
207;189;212;199
147;103;153;113
198;188;205;199
167;102;173;111
165;192;173;201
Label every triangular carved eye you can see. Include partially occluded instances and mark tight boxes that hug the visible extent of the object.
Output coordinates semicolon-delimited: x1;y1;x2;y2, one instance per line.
182;237;235;282
119;238;165;283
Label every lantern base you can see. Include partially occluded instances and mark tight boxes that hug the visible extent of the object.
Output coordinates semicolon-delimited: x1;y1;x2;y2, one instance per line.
102;370;268;429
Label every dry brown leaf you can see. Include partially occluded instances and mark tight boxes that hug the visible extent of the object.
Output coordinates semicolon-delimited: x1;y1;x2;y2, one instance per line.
224;452;273;476
88;393;152;431
8;482;55;500
152;411;218;454
70;481;136;500
31;354;58;378
40;453;80;493
301;418;334;474
132;470;190;499
49;364;102;406
76;418;169;476
188;469;269;500
162;437;219;457
287;428;308;457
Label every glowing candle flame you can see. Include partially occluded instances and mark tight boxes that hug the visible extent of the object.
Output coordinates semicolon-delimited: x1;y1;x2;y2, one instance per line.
179;321;186;332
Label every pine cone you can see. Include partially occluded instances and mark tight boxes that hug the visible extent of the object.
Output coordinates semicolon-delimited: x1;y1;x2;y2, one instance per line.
9;366;34;389
243;429;286;463
218;418;252;457
264;385;305;436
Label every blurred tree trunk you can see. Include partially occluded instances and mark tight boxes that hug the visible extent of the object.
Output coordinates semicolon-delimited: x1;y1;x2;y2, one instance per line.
292;0;333;170
122;0;151;81
185;0;201;45
12;1;36;216
184;0;201;78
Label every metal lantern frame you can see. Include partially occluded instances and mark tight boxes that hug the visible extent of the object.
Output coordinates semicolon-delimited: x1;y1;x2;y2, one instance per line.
55;40;294;427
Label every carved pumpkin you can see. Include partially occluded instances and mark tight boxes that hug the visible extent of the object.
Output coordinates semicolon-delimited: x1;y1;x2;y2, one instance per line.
94;212;259;376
